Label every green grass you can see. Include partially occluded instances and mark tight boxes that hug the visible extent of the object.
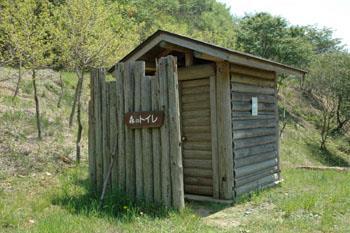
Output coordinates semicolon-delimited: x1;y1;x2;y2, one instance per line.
0;69;350;232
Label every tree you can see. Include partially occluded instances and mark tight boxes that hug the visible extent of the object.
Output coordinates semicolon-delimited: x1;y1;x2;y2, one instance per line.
306;52;350;149
0;0;54;140
236;12;313;68
54;0;138;163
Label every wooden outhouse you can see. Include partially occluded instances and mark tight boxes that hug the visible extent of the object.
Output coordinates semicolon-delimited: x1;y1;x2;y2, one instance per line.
89;30;306;208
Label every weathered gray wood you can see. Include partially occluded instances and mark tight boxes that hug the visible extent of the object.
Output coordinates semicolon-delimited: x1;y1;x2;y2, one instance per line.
94;70;103;193
108;82;118;190
235;174;279;196
233;127;276;140
115;64;126;192
88;71;96;190
216;61;233;200
134;62;144;200
234;143;276;159
235;167;279;186
181;93;210;104
232;101;275;112
210;75;220;199
183;159;212;169
184;177;213;186
159;57;172;207
102;74;111;191
234;151;277;168
178;64;215;80
232;114;276;121
274;72;281;181
231;92;275;104
183;143;211;151
231;83;275;95
151;76;161;203
235;158;278;178
182;117;210;126
234;135;277;149
182;86;210;95
185;185;212;196
185;194;233;204
182;109;210;118
184;133;211;142
183;149;212;159
182;126;210;134
181;78;209;88
124;63;136;199
182;102;210;111
231;74;275;88
231;64;275;80
141;72;153;202
232;119;276;130
167;56;184;209
184;168;212;178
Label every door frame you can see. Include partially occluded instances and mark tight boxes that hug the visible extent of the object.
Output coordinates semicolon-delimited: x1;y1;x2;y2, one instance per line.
178;64;220;198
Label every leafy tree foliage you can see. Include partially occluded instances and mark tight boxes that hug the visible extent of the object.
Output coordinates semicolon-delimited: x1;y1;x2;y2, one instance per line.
306;52;350;148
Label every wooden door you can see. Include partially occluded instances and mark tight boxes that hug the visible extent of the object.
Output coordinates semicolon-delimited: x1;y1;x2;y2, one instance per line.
178;64;217;197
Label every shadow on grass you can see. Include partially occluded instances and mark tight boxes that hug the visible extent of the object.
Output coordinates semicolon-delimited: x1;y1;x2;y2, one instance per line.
51;176;173;222
305;142;350;167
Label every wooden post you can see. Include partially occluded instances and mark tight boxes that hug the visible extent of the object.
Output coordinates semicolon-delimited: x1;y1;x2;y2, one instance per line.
167;56;185;209
210;75;220;199
108;81;118;190
124;62;136;199
151;75;161;203
115;64;126;192
159;57;172;207
101;70;110;191
141;74;153;202
216;61;234;200
134;62;144;200
274;72;281;181
88;71;97;191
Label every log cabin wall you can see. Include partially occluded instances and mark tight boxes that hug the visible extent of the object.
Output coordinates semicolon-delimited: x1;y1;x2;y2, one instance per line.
230;64;280;197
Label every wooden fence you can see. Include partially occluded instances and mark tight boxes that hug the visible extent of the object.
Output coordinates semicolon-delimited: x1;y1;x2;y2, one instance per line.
88;56;184;209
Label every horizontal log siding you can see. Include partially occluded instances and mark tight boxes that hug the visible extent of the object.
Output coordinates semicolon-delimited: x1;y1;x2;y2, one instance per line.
230;70;279;197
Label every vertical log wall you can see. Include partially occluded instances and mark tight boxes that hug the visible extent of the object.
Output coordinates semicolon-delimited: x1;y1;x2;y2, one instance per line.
88;56;184;209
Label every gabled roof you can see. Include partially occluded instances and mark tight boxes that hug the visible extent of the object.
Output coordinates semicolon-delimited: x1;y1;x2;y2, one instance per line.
110;30;307;76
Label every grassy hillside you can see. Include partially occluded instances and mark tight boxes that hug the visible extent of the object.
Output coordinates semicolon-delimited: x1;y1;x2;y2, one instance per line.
0;69;349;232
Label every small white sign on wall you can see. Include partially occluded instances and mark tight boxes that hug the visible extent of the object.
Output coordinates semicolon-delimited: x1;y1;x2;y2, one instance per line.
252;97;258;116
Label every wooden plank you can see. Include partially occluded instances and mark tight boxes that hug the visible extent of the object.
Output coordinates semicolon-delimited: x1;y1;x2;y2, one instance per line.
182;109;210;118
233;127;276;140
231;92;275;104
115;63;126;192
141;70;153;202
88;71;96;191
231;74;275;87
235;174;279;196
181;86;210;95
183;126;210;134
151;76;161;203
216;61;233;199
234;151;277;168
231;83;275;95
108;82;118;190
102;75;110;192
167;56;184;209
181;78;209;88
183;149;212;159
184;177;213;186
210;75;219;199
234;143;276;159
159;57;172;207
124;62;136;199
185;194;233;204
134;62;144;200
94;70;103;193
235;158;278;178
232;102;275;112
182;117;210;126
183;143;211;151
231;64;275;80
184;168;212;178
185;185;213;196
178;64;215;81
185;133;211;142
234;135;277;149
232;114;276;121
232;119;276;130
183;159;212;169
235;167;279;186
182;102;210;111
274;72;281;181
181;93;210;104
